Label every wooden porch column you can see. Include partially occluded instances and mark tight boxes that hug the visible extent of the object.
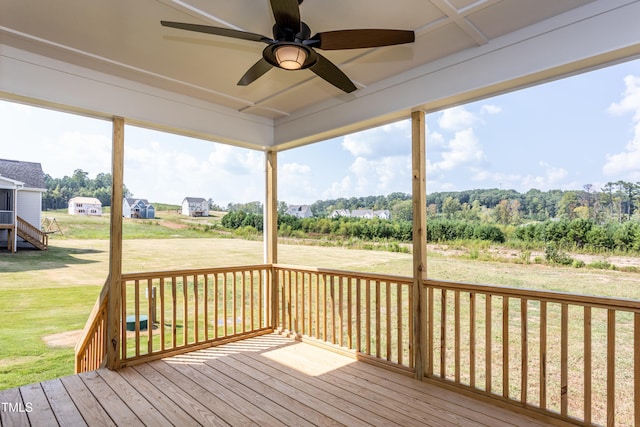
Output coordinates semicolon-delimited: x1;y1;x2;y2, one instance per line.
265;150;278;329
411;110;427;379
106;116;124;370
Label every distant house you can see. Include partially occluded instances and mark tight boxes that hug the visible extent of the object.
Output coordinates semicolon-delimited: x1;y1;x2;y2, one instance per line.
0;158;48;251
123;198;155;219
182;197;209;217
337;209;391;220
285;205;313;218
68;197;103;216
329;209;350;218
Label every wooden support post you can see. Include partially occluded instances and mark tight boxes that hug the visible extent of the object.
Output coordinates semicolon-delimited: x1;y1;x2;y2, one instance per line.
411;110;427;379
265;150;278;329
106;117;124;370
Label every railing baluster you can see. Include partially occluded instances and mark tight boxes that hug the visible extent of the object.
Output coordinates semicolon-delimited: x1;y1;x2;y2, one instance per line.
427;286;434;376
223;273;228;337
147;278;153;354
521;298;528;404
376;280;381;359
171;277;177;348
194;274;199;343
486;294;492;393
348;277;353;349
455;290;460;383
331;275;336;345
503;296;509;398
386;281;391;361
635;312;640;427
214;273;219;339
315;273;320;340
584;306;592;424
241;271;246;333
470;292;476;388
398;282;403;365
339;276;344;347
356;278;362;353
233;272;238;336
160;278;165;351
607;309;616;427
540;300;547;410
204;274;209;341
300;272;305;336
366;279;371;355
134;279;140;357
183;275;188;346
561;303;568;416
441;289;446;378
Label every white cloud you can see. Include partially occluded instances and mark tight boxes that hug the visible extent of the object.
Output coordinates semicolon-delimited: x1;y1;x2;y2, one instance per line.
342;120;410;159
603;74;640;180
42;131;112;177
520;161;569;189
280;162;317;203
429;128;485;172
481;104;502;115
438;106;479;131
347;155;411;195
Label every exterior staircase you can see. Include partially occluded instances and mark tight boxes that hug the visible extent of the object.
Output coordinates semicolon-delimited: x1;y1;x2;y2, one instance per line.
16;216;48;250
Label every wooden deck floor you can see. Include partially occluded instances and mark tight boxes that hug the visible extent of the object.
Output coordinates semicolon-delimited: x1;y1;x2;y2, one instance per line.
1;334;562;426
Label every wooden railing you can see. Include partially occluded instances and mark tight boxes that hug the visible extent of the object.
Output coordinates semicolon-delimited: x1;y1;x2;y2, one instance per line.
75;263;640;425
16;215;48;250
422;279;640;427
273;265;413;370
119;265;272;366
75;281;109;373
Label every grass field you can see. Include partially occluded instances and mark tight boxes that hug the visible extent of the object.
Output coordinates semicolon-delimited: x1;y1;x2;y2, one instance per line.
1;213;640;404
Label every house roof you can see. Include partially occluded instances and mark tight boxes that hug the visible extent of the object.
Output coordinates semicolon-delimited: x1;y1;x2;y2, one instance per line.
184;197;207;203
69;196;102;205
125;198;151;206
1;1;638;152
0;158;45;189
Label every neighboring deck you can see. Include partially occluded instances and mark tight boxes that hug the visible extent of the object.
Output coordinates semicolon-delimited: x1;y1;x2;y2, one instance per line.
1;334;557;427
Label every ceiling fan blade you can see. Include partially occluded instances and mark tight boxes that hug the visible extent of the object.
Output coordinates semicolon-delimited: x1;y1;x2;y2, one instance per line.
161;21;270;43
308;29;415;50
309;52;357;93
238;58;273;86
270;0;301;32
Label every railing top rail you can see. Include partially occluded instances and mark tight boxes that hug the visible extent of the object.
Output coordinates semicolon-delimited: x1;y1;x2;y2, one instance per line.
273;263;414;285
425;278;640;312
121;264;271;281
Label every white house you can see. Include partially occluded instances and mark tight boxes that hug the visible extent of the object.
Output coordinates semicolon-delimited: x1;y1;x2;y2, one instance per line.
123;198;155;219
0;158;47;251
68;197;102;216
329;209;350;218
182;197;209;217
348;209;391;220
285;205;313;218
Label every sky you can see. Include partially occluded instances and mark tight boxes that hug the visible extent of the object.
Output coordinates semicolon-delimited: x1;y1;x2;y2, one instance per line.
1;58;640;207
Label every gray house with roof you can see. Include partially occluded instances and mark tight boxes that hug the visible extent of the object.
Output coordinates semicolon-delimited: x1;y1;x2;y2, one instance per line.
181;197;209;217
0;158;48;251
123;198;155;219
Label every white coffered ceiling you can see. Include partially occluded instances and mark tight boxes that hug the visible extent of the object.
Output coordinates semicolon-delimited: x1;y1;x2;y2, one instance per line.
1;0;640;150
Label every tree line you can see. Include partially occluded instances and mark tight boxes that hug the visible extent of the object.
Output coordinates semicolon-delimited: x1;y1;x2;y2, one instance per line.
42;169;131;210
428;182;640;223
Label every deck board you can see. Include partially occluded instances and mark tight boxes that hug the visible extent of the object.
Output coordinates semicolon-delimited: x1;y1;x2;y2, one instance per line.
1;333;569;426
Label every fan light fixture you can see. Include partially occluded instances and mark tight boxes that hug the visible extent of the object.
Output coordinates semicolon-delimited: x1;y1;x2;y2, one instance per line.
275;45;307;70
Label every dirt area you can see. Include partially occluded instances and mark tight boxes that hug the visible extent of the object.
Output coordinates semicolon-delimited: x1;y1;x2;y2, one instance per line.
159;221;188;230
427;244;639;268
43;330;83;348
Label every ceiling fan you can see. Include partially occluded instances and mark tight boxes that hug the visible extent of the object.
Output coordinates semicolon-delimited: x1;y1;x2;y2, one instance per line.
161;0;415;93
